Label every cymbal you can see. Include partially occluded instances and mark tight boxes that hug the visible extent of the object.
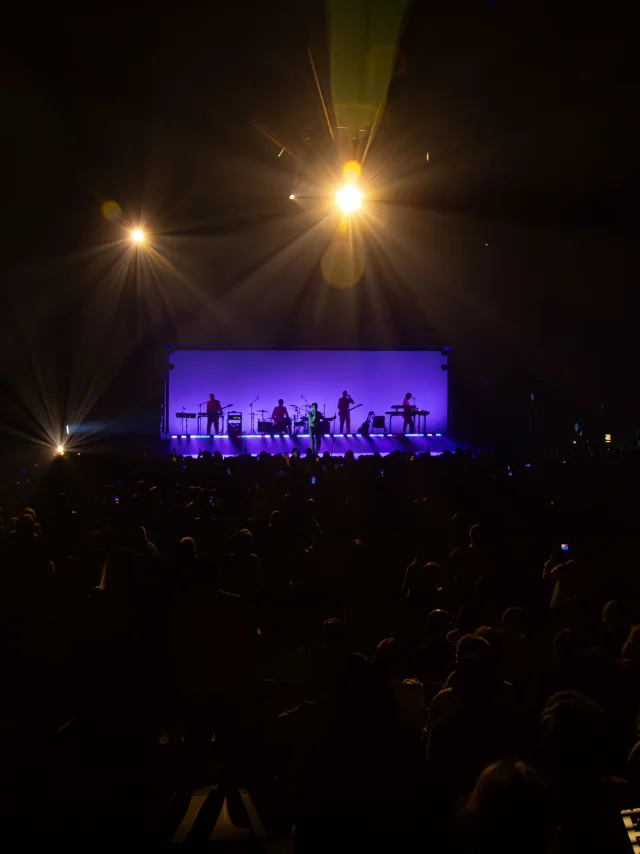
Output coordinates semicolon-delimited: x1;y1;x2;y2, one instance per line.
256;409;268;415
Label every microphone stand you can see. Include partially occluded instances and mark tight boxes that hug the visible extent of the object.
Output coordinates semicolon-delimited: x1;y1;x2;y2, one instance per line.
301;395;311;441
331;412;337;456
249;395;259;434
197;401;207;435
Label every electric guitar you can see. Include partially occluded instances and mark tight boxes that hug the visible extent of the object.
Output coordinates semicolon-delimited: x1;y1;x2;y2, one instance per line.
348;403;363;414
200;404;233;421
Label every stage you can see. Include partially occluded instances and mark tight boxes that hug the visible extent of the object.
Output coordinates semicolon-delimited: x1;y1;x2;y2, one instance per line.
163;347;452;451
166;431;457;458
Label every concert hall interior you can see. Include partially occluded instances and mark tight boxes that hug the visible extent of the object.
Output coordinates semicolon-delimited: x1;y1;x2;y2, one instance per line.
164;347;450;455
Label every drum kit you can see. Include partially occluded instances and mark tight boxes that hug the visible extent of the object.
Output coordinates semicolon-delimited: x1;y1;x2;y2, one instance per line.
256;403;310;435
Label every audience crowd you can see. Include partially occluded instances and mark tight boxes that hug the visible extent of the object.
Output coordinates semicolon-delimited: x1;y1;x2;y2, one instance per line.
2;443;640;851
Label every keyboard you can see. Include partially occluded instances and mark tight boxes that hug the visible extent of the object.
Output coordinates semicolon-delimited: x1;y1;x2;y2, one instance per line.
385;410;430;416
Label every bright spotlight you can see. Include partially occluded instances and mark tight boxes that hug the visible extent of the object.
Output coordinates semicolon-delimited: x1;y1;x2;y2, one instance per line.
289;194;296;200
56;445;64;455
336;185;362;214
130;228;145;244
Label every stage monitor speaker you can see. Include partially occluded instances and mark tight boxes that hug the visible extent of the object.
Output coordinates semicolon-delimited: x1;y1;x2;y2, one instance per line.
257;421;272;433
372;416;386;429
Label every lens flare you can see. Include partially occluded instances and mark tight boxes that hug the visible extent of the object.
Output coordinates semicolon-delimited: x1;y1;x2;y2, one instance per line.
342;160;361;184
101;200;122;222
131;228;145;244
321;236;364;289
336;185;362;214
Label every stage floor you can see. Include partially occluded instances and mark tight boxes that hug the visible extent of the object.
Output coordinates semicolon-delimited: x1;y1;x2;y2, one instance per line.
165;432;459;457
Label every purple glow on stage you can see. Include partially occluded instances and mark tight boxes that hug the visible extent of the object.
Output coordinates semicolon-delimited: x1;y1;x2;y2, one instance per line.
165;349;449;437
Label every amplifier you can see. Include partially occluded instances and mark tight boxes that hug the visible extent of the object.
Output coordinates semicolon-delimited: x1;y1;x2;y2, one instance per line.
227;411;242;438
372;416;386;428
257;421;272;433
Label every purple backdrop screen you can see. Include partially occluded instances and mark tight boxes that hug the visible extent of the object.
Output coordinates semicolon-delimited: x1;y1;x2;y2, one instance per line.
166;349;449;435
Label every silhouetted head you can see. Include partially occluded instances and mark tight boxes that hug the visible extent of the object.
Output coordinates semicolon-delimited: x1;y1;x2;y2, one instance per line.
456;633;491;664
233;528;254;555
427;609;451;640
178;537;197;558
459;760;555;854
469;524;487;548
210;393;215;399
603;599;626;633
278;398;284;406
475;626;507;665
269;510;282;528
405;392;412;399
321;617;348;651
623;625;640;661
553;628;583;670
14;515;37;539
455;635;497;688
374;637;405;680
541;691;610;780
502;607;527;638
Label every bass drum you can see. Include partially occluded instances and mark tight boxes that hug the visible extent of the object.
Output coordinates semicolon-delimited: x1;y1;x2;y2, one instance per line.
273;417;292;434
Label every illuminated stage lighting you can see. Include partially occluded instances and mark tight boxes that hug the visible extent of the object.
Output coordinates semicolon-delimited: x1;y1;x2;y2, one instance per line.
56;445;65;455
130;228;145;244
336;185;362;213
289;194;296;200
